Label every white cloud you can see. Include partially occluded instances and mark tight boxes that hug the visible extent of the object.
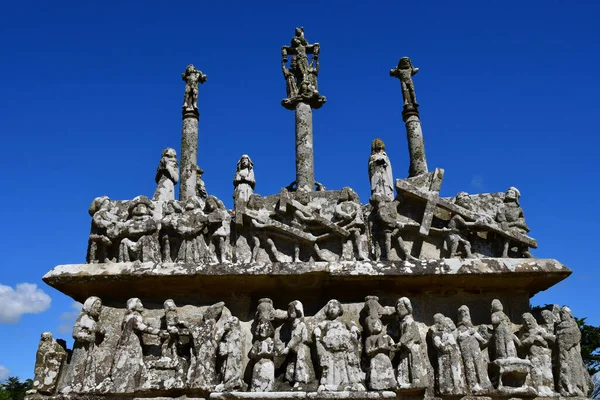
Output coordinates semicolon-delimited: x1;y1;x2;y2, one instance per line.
57;302;82;334
0;365;10;381
0;283;52;324
470;174;484;190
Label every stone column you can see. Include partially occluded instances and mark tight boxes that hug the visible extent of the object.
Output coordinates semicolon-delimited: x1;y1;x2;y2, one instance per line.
295;102;314;192
179;108;199;201
403;109;428;177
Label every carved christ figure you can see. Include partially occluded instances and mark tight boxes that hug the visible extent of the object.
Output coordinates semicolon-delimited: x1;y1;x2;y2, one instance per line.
390;57;419;109
182;64;207;110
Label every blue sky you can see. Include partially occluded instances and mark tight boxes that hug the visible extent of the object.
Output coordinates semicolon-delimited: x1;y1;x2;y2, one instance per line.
1;0;598;381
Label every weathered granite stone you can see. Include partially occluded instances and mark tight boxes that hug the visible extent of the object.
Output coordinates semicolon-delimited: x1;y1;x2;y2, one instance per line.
496;187;532;258
314;300;365;392
279;300;315;388
233;155;255;205
205;196;232;263
196;166;208;206
61;296;104;393
556;306;591;397
390;57;428;177
118;196;160;263
295;102;315;192
250;319;276;392
160;200;184;263
393;297;429;390
364;315;396;391
177;196;209;263
182;64;207;111
188;302;224;390
446;192;476;259
456;305;492;395
430;314;466;395
215;316;245;392
110;298;167;393
334;188;369;261
520;312;556;397
370;194;416;261
490;299;519;360
368;139;394;201
86;196;120;263
153;148;179;202
31;332;67;395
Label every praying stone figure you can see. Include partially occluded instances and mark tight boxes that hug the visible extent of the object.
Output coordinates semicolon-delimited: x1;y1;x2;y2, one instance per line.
456;305;492;394
205;196;232;263
556;306;591;397
280;300;314;388
447;192;475;258
496;187;532;258
430;314;466;395
490;299;519;360
368;138;394;201
520;312;556;397
196;166;207;206
110;298;168;393
394;297;429;389
233;154;255;204
215;316;244;392
314;299;365;392
153;148;179;201
62;296;104;393
188;302;225;390
250;318;276;392
390;57;419;110
31;332;67;395
87;196;119;263
182;64;207;111
370;193;415;261
334;187;369;261
118;196;160;263
364;315;397;390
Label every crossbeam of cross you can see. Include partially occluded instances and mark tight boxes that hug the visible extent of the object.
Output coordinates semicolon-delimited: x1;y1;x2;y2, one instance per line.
395;170;537;249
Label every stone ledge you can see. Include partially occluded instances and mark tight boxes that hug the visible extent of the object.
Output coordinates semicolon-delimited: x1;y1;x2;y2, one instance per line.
43;258;570;306
210;392;396;400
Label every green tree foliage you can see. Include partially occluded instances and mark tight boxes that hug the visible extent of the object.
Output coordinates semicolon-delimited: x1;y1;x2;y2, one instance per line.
576;317;600;375
0;377;32;400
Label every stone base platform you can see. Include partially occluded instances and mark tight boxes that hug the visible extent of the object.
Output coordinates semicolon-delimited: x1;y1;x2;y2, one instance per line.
43;258;569;323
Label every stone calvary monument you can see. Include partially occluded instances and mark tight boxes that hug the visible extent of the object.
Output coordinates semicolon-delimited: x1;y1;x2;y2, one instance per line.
27;29;592;400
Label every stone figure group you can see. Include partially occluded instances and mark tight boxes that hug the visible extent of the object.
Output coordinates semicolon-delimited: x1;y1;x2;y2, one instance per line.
32;295;590;397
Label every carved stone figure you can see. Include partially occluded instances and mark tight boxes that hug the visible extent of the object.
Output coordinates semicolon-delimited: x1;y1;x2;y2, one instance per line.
215;316;244;392
153;148;179;201
177;196;209;263
335;187;368;261
390;57;419;109
520;312;556;396
188;302;224;390
118;196;160;263
205;196;232;263
250;318;276;392
161;299;191;360
87;196;119;263
370;193;415;261
31;332;67;395
282;56;299;99
110;298;167;393
490;299;519;360
430;314;466;395
368;139;394;201
160;200;184;262
556;306;591;397
280;300;314;388
314;299;365;392
457;305;492;394
182;64;207;111
496;187;532;258
364;315;397;390
233;155;255;204
62;296;104;393
196;166;207;206
447;192;475;258
394;297;429;389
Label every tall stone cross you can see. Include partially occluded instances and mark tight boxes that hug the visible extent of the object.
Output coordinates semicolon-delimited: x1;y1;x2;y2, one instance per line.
390;57;428;178
179;64;207;201
281;28;326;192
